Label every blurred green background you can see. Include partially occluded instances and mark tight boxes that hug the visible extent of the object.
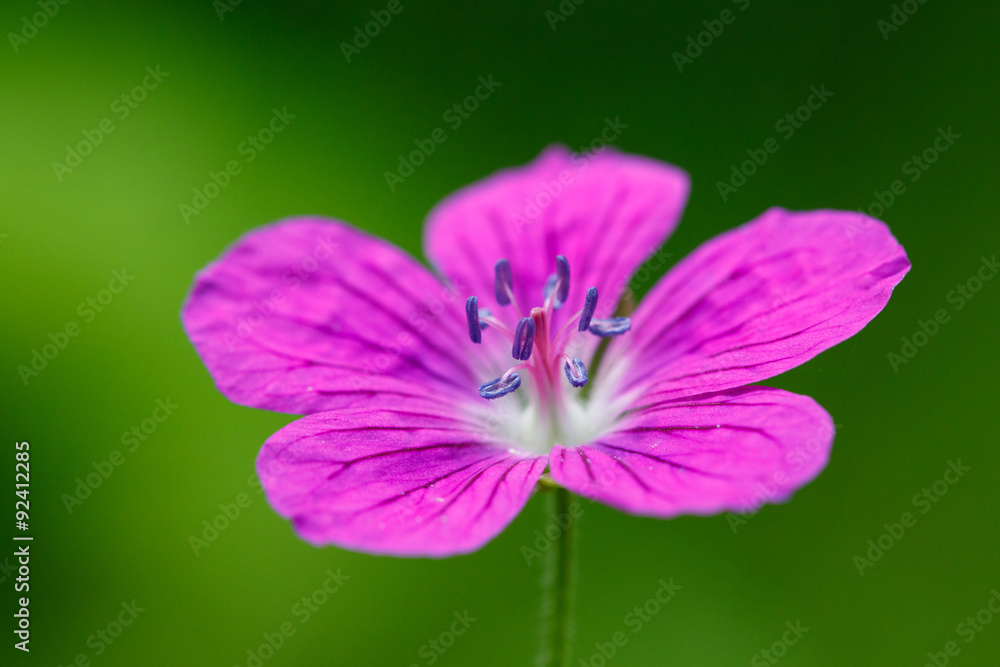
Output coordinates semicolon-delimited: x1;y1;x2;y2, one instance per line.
2;0;999;665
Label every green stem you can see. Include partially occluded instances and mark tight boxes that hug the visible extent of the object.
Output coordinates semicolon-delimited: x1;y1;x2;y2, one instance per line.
537;487;576;667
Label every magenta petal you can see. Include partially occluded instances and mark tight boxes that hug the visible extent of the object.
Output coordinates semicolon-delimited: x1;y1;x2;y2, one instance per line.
605;208;910;402
549;387;833;517
257;408;547;557
423;146;690;334
182;217;481;415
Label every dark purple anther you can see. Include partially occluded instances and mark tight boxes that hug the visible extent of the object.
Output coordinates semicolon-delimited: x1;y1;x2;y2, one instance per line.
512;317;536;361
494;259;513;305
589;316;631;337
563;357;588;388
578;287;598;331
465;296;481;344
478;373;521;399
554;255;570;307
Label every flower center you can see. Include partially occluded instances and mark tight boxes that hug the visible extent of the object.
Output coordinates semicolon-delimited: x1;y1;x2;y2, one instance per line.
464;255;631;454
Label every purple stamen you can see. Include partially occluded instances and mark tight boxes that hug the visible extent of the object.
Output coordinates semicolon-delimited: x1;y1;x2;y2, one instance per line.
478;307;492;329
494;259;513;305
479;373;521;399
563;357;588;387
512;317;536;360
578;287;598;331
589;317;631;337
554;255;570;307
465;296;482;344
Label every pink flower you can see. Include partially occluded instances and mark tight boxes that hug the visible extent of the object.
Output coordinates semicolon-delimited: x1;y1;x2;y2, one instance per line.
181;146;909;557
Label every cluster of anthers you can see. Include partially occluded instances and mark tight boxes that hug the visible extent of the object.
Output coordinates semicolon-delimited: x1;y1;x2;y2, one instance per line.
465;255;631;403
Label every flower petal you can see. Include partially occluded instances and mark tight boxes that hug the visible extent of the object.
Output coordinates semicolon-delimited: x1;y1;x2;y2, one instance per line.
423;146;690;339
182;217;483;415
549;387;833;517
257;408;547;557
599;208;909;405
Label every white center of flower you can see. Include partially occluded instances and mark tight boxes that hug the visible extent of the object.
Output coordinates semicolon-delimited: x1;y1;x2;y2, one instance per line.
465;389;622;456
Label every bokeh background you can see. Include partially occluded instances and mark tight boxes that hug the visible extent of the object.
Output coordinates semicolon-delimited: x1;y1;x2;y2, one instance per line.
3;1;999;665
